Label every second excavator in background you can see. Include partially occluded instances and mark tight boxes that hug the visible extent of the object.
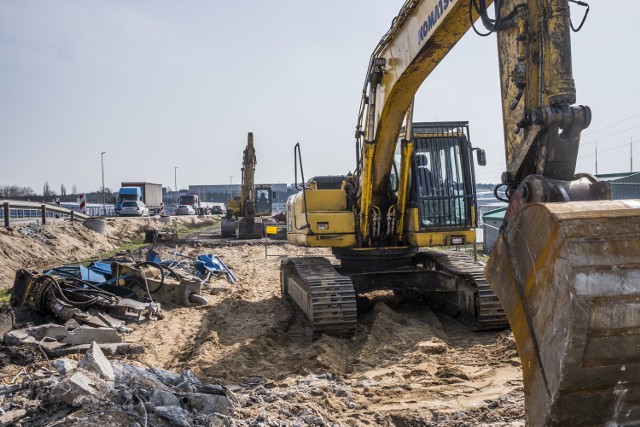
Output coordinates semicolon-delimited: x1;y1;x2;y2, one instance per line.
280;0;640;425
222;132;273;239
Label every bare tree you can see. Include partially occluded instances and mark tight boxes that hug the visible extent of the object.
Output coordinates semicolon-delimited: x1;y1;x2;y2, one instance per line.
72;184;77;195
60;183;67;196
43;181;51;198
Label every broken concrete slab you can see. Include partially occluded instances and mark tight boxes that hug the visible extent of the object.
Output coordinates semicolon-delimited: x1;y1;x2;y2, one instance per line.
47;342;144;357
0;408;27;427
49;370;107;407
176;369;200;393
149;390;181;407
4;324;121;346
148;367;182;386
78;341;115;382
54;358;78;376
154;405;192;427
111;361;168;391
188;393;234;416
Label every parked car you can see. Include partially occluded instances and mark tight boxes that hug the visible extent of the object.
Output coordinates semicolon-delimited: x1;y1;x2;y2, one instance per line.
211;205;224;215
119;200;150;217
175;205;196;215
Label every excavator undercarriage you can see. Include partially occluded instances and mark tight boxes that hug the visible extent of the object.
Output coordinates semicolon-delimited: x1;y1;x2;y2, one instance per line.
281;247;508;339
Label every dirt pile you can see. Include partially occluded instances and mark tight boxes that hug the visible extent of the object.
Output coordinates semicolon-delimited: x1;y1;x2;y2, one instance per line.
126;243;525;426
0;224;525;426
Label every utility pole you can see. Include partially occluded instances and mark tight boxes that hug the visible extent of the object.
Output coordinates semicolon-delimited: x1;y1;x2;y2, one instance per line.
101;151;106;216
174;167;178;194
595;142;598;175
631;137;634;172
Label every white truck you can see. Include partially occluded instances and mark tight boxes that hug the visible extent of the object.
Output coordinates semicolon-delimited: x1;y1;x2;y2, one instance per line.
117;182;163;215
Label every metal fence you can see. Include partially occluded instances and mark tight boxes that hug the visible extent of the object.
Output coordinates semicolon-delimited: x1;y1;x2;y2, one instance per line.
0;200;90;227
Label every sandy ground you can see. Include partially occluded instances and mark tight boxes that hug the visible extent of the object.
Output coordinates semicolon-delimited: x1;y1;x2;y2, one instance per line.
0;219;525;425
129;239;525;425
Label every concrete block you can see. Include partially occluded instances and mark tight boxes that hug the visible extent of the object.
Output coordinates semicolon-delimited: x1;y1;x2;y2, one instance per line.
188;393;234;416
0;409;27;427
154;405;191;427
149;390;181;407
54;358;77;375
78;341;115;382
50;371;106;407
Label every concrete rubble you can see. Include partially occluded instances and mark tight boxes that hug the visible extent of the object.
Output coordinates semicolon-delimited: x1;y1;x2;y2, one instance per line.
4;322;144;357
0;343;234;427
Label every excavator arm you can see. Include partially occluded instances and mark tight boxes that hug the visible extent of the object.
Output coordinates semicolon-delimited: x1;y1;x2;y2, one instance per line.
354;0;640;424
222;132;273;239
482;1;640;425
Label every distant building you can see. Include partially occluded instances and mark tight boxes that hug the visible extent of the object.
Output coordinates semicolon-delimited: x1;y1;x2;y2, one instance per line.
482;207;506;253
596;172;640;199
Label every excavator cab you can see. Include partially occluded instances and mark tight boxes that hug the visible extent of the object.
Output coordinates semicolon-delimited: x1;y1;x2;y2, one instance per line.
410;122;477;232
394;122;483;248
254;185;273;216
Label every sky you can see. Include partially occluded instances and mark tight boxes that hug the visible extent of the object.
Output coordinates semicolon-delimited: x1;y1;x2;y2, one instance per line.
1;0;639;195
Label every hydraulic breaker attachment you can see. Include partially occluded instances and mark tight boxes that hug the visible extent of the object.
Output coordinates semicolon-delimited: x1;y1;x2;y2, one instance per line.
486;200;640;426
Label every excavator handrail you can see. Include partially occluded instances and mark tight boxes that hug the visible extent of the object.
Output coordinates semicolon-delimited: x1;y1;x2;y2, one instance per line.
293;143;312;232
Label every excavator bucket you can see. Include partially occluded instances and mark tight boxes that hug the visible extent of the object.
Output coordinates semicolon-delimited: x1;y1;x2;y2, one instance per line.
486;200;640;426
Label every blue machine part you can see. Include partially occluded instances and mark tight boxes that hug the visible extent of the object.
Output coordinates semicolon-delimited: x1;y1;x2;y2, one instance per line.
45;265;107;283
194;254;237;284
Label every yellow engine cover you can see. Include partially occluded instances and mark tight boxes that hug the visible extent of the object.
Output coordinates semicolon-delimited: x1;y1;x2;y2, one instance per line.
286;189;356;247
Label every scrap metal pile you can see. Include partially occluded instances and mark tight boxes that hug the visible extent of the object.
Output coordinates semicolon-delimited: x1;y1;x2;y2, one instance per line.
4;250;236;356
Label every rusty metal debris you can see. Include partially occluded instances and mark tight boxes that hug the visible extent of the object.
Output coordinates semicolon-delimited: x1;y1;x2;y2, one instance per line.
3;248;237;359
3;253;213;357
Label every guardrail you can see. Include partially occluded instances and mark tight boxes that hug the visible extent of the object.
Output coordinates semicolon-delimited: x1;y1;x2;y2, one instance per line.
1;200;90;227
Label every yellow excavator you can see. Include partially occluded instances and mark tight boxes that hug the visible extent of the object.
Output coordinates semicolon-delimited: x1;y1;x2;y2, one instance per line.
281;0;640;424
221;132;273;239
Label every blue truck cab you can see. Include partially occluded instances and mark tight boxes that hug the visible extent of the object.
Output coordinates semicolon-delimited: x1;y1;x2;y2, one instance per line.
116;187;142;215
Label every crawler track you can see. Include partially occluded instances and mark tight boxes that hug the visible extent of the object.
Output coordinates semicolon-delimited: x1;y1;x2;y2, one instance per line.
281;250;507;338
422;250;509;330
280;257;357;339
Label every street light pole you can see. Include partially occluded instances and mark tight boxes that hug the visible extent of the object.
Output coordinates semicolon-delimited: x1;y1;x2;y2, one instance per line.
101;151;106;216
